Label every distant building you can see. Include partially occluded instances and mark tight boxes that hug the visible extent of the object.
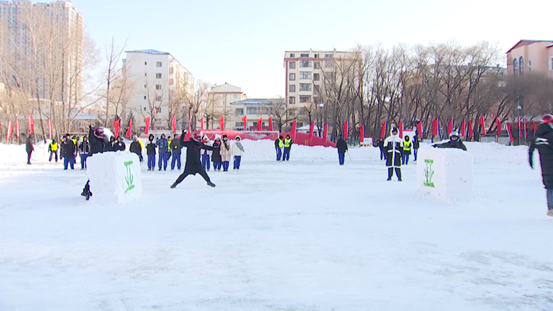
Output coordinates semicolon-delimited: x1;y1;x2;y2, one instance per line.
124;49;194;130
228;98;281;130
206;83;247;129
506;40;553;78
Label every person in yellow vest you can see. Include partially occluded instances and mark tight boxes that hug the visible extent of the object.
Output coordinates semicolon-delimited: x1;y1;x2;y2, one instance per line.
274;135;284;161
167;136;173;163
402;135;412;165
48;139;59;163
283;135;293;161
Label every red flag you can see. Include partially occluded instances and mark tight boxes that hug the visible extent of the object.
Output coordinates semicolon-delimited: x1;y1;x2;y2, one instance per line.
343;120;349;139
114;120;120;137
258;118;263;131
460;119;466;137
380;122;387;139
468;121;474;138
6;120;13;141
291;120;297;140
16;120;20;140
48;119;53;140
200;118;204;130
126;120;132;138
242;115;247;131
323;124;328;141
416;121;423;139
533;122;538;136
360;125;365;143
308;122;315;139
432;119;439;137
398;121;403;138
506;122;514;142
269;117;273;131
447;118;454;135
29;116;34;134
144;117;151;135
172;116;176;134
496;118;502;137
219;117;224;130
479;115;486;135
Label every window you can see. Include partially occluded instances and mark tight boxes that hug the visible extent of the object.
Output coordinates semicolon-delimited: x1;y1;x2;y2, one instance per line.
144;73;147;77
300;60;312;68
528;61;531;66
314;73;320;81
289;96;295;104
235;108;244;115
289;62;296;69
551;57;553;70
144;62;147;65
169;79;174;85
513;58;518;75
234;94;238;99
314;62;320;69
288;109;296;116
235;122;244;127
300;83;312;91
156;73;162;79
290;53;295;58
300;53;309;57
156;61;162;67
247;107;258;114
300;72;312;79
156;96;162;101
144;96;147;100
314;54;319;58
324;54;333;58
299;95;311;103
289;73;296;81
144;107;147;111
289;85;296;92
314;84;321;94
144;84;147;88
519;57;524;75
156;84;161;90
157;107;162;113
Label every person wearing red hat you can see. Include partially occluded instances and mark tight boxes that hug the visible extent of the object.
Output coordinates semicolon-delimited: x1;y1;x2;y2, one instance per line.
529;114;553;216
171;131;216;188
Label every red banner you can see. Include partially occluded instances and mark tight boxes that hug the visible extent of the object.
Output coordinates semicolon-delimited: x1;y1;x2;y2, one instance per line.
416;121;423;139
506;122;514;142
48;119;53;140
200;118;204;130
172;116;176;134
432;119;439;137
479;115;486;135
29;116;34;134
144;117;151;135
323;124;328;141
308;122;315;139
496;118;501;137
16;120;20;140
219;117;224;130
533;122;538;136
291;120;297;140
380;122;387;139
258;118;263;131
360;125;365;143
343;120;349;139
460;119;466;137
114;120;120;137
242;116;247;131
6;120;13;141
269;117;273;131
447;118;454;135
126;120;132;138
398;121;403;138
468;121;474;138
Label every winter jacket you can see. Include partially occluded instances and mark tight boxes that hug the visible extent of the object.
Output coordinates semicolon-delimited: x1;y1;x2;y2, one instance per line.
62;139;76;158
25;137;34;153
336;137;348;153
170;139;182;154
529;123;553;189
284;138;293;149
180;138;215;175
413;137;420;149
403;140;412;155
433;139;467;151
220;139;232;161
113;141;126;151
275;138;283;149
211;140;222;163
49;142;58;152
79;141;90;154
232;140;245;156
146;142;157;155
130;141;142;156
384;132;403;168
156;138;169;153
88;126;108;155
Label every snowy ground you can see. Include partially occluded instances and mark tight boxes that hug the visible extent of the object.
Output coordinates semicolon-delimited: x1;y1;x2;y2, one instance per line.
0;141;552;311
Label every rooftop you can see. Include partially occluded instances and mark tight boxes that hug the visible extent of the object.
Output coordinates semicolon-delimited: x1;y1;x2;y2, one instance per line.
126;49;170;55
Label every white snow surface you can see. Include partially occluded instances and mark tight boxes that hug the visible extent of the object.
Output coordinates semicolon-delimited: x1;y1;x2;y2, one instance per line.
1;140;552;311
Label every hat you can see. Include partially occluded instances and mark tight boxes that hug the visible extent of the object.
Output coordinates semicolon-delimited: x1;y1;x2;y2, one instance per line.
193;132;202;141
391;127;398;133
449;131;460;138
542;114;553;124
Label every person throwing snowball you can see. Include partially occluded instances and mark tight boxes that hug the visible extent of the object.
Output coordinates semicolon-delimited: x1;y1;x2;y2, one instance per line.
171;131;216;189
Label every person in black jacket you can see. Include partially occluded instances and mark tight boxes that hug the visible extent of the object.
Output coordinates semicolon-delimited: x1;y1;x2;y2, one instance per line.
25;134;34;165
275;136;283;161
129;136;142;161
413;135;420;161
62;133;76;170
529;115;553;217
373;139;386;160
211;137;222;171
78;136;90;169
384;127;403;181
336;135;348;165
145;134;157;171
81;125;109;200
170;134;183;170
171;131;216;188
433;132;467;151
112;136;126;151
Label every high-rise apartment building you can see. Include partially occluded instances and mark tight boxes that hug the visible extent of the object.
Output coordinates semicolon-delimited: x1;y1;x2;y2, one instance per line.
0;0;84;104
124;50;194;130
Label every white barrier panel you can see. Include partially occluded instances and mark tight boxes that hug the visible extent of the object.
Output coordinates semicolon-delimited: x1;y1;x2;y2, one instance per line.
416;148;473;201
87;152;142;204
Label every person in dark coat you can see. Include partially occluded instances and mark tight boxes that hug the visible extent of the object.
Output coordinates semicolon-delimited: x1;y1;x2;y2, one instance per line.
433;131;467;151
374;139;386;160
145;134;157;171
275;135;283;161
156;133;169;171
81;125;109;200
62;133;76;170
129;136;142;161
211;136;222;171
170;134;183;170
336;135;348;165
25;134;34;165
529;115;553;217
171;132;216;188
108;136;116;151
78;136;90;169
113;136;126;151
413;135;420;161
384;127;403;181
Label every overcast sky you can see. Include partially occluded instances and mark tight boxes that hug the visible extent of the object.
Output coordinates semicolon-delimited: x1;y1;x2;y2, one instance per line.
72;0;551;98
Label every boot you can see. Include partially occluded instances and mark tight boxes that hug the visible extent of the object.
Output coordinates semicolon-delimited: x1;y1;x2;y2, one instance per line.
170;183;177;189
547;210;553;217
207;181;216;187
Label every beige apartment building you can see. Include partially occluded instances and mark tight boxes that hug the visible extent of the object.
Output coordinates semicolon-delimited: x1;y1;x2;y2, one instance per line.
506;40;553;79
206;83;247;129
124;50;194;131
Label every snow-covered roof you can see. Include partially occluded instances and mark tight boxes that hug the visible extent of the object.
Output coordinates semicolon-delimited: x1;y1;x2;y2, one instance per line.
126;49;170;55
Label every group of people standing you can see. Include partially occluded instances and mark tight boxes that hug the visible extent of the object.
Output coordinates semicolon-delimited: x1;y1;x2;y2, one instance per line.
274;135;293;161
